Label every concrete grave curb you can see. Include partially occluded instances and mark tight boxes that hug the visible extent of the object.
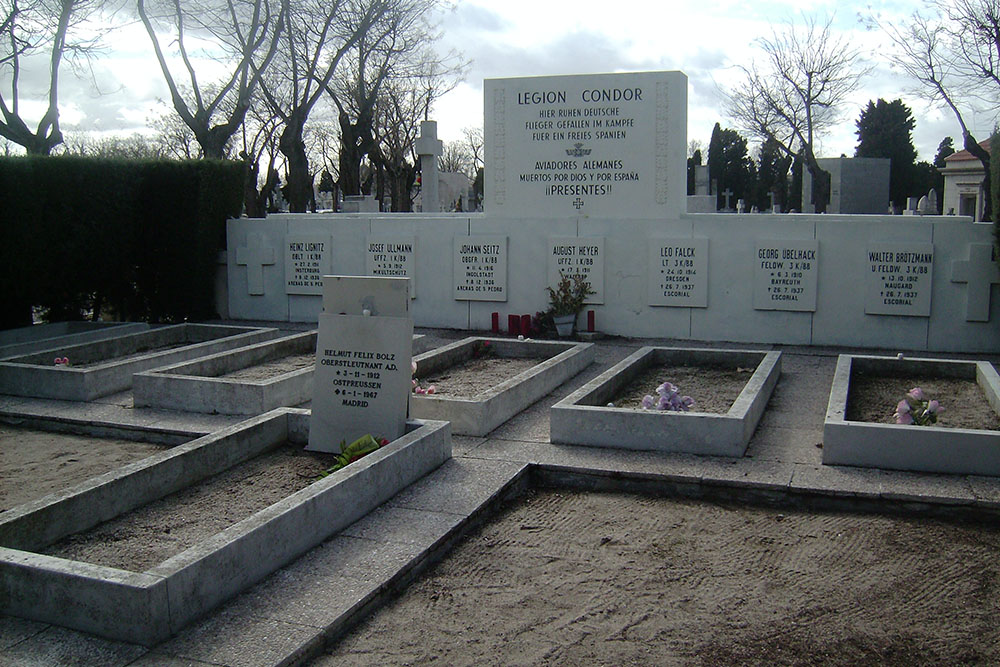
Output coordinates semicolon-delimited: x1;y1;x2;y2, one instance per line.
0;409;451;645
824;354;1000;475
0;322;150;360
551;347;781;456
0;324;281;401
410;337;595;436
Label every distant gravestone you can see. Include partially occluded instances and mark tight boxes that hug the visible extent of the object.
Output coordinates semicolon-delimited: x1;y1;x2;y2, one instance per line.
927;188;939;214
648;238;709;307
548;237;605;303
415;121;444;213
864;243;934;317
694;165;710;196
454;235;508;301
753;240;819;311
721;188;734;211
308;276;412;452
917;195;930;214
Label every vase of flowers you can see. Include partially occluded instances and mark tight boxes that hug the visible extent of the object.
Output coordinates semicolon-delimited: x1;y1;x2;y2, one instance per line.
545;272;594;337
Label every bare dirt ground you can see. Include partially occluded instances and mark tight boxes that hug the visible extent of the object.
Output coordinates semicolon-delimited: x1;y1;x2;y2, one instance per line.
317;488;1000;667
216;352;315;381
43;443;336;571
417;357;540;397
0;424;168;511
847;375;1000;430
612;364;753;412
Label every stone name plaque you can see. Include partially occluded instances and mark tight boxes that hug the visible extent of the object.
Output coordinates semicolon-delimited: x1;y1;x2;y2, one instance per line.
453;235;508;301
307;312;413;452
284;234;331;295
648;238;708;307
753;240;819;312
366;236;416;298
484;70;687;218
865;243;934;317
547;237;605;304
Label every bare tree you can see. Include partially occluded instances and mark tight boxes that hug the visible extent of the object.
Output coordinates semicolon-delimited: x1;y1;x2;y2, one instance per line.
137;0;286;160
876;1;998;219
325;0;463;199
724;15;868;212
0;0;108;154
148;104;201;159
438;138;471;175
256;0;389;212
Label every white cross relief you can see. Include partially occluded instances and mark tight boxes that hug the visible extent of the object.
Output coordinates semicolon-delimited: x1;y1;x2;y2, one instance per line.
235;233;275;296
951;243;1000;322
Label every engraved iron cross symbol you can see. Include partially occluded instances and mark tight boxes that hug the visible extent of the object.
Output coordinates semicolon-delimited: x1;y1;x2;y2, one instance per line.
573;197;585;210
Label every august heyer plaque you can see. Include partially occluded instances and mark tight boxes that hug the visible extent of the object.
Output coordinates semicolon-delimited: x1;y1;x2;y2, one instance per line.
648;238;708;307
284;234;331;295
865;242;934;316
453;235;508;301
753;240;819;311
547;237;605;304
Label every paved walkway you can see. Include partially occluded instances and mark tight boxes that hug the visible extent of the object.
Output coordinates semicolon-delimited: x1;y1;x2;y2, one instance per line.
2;332;999;666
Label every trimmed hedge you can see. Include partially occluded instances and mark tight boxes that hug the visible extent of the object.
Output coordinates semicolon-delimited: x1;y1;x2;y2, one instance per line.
0;156;244;328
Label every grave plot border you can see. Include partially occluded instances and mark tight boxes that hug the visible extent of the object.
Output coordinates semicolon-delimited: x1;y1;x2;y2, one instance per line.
0;408;451;645
551;347;781;457
409;337;595;436
133;332;434;415
823;355;1000;475
0;324;281;401
0;322;150;360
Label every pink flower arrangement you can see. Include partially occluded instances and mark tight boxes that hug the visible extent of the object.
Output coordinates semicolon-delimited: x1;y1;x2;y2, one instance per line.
893;387;944;426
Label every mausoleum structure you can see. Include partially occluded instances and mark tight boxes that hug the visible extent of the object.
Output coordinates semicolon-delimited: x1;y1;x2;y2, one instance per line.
227;70;999;353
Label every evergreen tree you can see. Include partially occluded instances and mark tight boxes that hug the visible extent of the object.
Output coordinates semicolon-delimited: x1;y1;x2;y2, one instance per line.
934;137;956;167
854;98;918;209
687;149;702;196
708;123;753;210
755;137;792;212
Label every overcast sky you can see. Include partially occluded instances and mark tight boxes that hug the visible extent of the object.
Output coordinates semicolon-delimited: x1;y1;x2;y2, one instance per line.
13;0;999;162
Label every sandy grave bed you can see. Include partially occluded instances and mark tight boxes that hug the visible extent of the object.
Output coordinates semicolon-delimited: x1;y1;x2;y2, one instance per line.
416;357;540;397
611;363;754;412
847;375;1000;430
0;424;169;511
215;352;315;381
43;443;336;571
318;488;1000;666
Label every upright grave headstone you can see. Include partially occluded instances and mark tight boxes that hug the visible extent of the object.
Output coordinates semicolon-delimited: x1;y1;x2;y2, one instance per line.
864;243;934;316
547;237;605;303
484;70;687;218
307;276;413;453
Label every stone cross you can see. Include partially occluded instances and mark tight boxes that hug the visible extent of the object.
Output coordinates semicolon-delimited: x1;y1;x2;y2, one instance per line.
235;233;275;295
951;243;1000;322
722;188;733;211
415;120;444;213
736;198;745;214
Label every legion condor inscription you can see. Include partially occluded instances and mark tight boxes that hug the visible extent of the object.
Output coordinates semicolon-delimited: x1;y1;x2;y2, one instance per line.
485;71;687;218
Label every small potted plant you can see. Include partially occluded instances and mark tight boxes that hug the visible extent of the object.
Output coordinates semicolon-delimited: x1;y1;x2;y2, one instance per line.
545;271;594;336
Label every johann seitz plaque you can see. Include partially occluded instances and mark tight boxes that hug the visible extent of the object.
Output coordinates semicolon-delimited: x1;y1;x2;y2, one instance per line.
453;235;508;301
485;71;687;219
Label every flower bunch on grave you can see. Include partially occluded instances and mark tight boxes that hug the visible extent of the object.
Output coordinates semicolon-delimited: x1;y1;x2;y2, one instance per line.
545;271;594;317
894;387;944;425
641;381;695;412
472;340;493;359
411;361;436;395
319;434;391;475
53;356;70;366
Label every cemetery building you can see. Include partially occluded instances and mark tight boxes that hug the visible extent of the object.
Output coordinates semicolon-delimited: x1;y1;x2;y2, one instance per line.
941;139;991;220
800;157;890;214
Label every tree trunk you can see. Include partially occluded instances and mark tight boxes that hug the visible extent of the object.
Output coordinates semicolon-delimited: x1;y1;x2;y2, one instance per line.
338;112;365;197
964;133;992;222
278;116;313;213
802;155;831;214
